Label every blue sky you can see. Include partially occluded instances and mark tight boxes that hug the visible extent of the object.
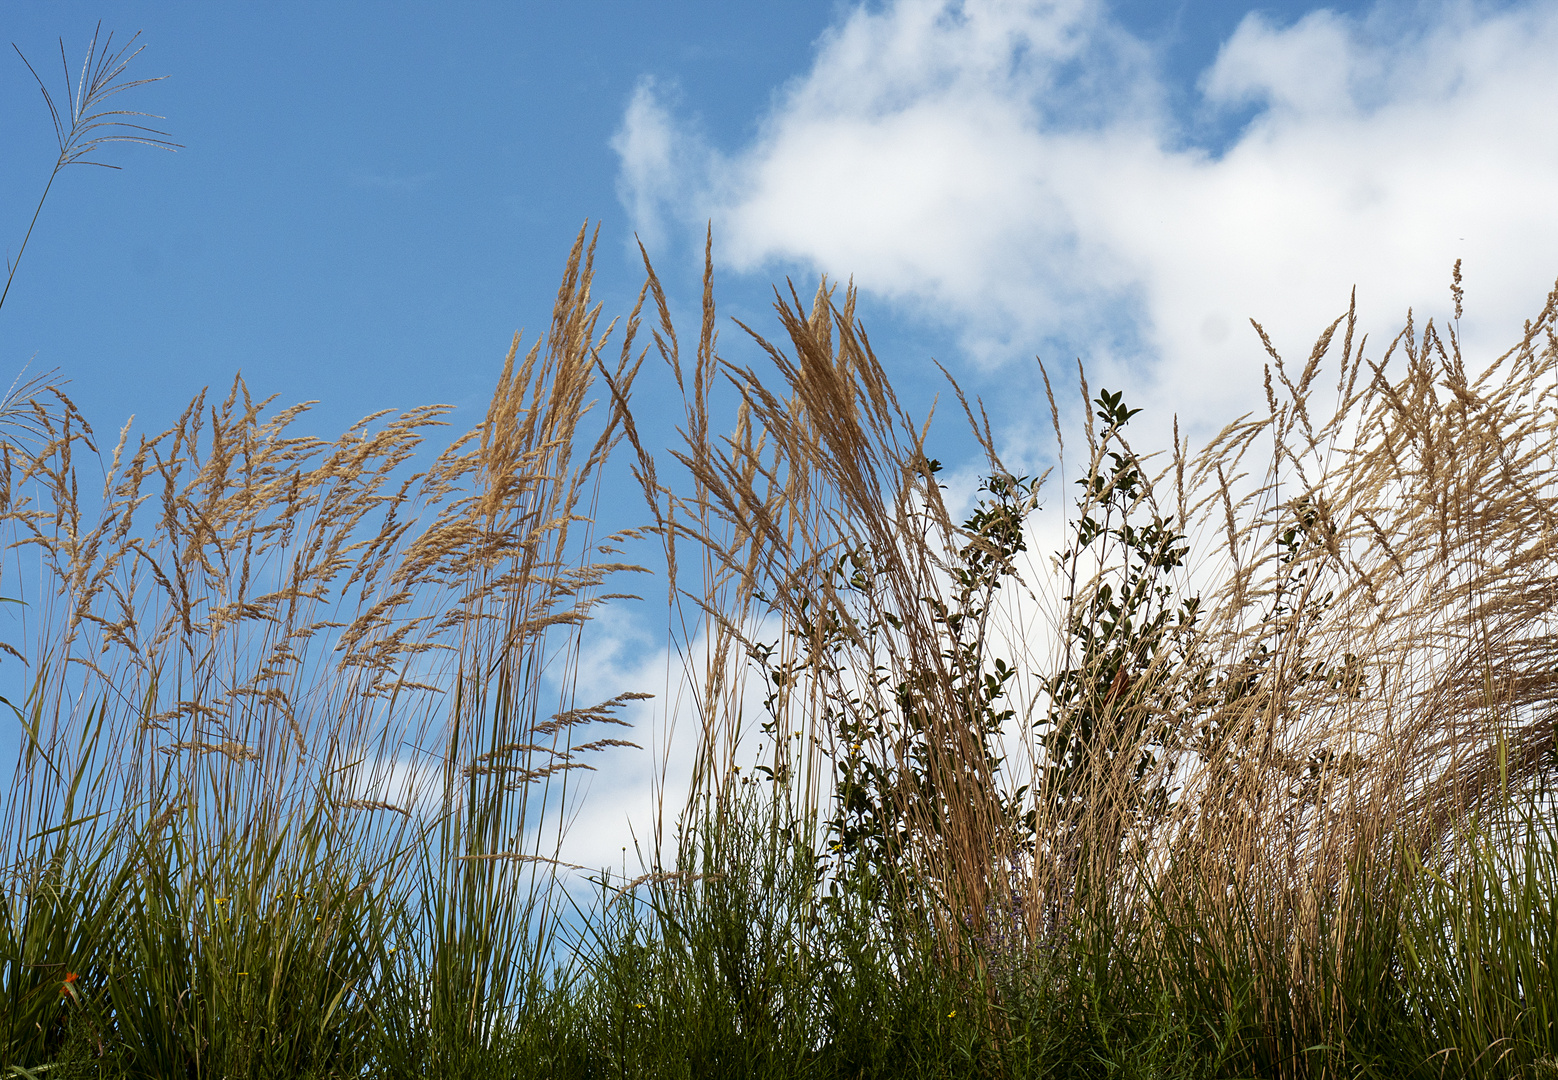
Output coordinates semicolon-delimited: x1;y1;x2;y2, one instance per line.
3;0;1556;871
0;3;843;443
7;1;1547;458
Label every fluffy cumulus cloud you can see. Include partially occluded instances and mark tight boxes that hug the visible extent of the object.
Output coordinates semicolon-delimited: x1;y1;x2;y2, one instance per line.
614;0;1558;440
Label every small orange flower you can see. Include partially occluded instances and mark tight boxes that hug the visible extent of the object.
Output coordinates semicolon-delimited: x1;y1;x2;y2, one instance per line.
59;972;78;996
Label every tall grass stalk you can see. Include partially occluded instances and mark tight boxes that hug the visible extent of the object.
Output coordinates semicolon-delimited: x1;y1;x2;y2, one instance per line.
2;24;178;316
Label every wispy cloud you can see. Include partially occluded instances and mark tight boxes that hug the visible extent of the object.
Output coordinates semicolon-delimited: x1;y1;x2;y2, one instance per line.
611;77;712;255
613;0;1558;441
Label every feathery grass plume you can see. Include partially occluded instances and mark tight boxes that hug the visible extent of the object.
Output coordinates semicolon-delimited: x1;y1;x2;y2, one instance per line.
632;236;1030;988
0;223;650;1076
626;246;1558;1075
1068;274;1558;1077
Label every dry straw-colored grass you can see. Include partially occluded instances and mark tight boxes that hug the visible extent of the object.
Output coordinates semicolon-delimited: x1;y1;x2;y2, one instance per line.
628;241;1558;1054
7;216;1558;1072
1;224;648;942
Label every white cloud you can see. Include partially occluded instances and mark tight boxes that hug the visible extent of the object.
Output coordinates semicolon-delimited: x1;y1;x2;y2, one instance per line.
546;605;791;879
611;77;710;256
613;0;1558;447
